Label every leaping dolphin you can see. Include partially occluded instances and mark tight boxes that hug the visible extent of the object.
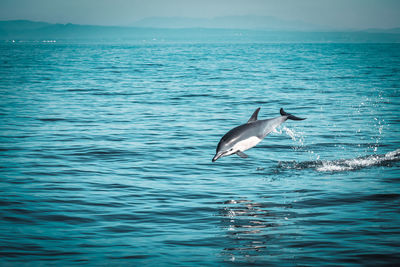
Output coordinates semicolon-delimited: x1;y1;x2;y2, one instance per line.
212;108;305;162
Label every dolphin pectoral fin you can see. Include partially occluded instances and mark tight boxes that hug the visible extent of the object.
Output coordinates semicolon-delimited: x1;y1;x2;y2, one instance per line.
247;107;261;123
236;151;249;159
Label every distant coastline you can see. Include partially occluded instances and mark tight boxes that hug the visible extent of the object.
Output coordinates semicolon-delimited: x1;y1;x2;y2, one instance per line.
1;19;400;43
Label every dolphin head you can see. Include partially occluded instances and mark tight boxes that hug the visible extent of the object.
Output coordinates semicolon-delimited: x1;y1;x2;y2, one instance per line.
212;151;226;162
212;138;236;162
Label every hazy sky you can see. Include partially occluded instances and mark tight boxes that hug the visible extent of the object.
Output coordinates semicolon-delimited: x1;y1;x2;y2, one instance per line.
1;0;399;29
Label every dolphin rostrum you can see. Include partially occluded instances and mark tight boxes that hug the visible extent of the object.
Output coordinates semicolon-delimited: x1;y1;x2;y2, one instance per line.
212;108;305;162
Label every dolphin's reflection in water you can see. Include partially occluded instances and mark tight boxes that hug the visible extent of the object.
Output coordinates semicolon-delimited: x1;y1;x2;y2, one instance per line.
220;199;291;264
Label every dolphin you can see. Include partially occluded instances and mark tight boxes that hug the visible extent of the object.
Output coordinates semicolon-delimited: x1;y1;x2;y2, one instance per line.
212;108;305;162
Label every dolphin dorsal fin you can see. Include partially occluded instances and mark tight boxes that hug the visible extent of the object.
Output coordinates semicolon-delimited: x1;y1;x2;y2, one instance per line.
247;107;261;123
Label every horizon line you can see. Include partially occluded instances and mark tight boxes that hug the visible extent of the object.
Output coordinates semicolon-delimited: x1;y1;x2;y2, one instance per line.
1;18;400;32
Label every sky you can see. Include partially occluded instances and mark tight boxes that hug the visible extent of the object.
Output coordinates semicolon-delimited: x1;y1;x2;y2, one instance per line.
0;0;399;29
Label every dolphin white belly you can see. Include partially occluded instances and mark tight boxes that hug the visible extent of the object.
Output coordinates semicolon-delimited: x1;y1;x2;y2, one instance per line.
232;136;262;152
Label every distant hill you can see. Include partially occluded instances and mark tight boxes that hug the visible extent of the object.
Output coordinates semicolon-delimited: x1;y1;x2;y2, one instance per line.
1;20;400;43
0;20;51;31
132;15;321;31
364;27;400;34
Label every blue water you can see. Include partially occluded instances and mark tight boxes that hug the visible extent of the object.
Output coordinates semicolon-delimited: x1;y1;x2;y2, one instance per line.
1;42;400;266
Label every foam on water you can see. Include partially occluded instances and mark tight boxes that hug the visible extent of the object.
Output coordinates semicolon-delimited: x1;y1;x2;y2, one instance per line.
278;149;400;172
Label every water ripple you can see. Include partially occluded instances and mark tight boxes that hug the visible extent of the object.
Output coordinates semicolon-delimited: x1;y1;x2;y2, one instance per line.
1;42;400;266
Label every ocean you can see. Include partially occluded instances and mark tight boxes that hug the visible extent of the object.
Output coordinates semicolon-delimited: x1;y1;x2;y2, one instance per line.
0;41;400;266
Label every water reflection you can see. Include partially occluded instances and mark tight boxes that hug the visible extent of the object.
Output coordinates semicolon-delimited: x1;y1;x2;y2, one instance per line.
220;199;284;263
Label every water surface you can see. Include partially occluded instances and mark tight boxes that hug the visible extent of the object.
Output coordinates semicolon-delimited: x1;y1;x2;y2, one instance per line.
1;42;400;265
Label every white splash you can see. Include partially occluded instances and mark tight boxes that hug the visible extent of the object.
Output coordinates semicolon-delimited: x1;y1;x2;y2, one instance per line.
316;149;400;172
274;126;305;146
278;149;400;173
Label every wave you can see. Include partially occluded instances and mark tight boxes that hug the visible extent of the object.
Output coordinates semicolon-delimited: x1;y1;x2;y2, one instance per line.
278;149;400;172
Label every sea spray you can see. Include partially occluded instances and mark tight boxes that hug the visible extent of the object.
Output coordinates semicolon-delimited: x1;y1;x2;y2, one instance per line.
278;149;400;172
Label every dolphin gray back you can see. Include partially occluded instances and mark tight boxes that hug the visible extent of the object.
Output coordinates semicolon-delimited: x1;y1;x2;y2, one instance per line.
213;107;306;162
218;121;263;144
216;108;263;151
216;107;305;152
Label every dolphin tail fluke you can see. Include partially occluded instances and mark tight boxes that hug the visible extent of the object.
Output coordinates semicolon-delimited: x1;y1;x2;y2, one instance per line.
280;108;306;121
